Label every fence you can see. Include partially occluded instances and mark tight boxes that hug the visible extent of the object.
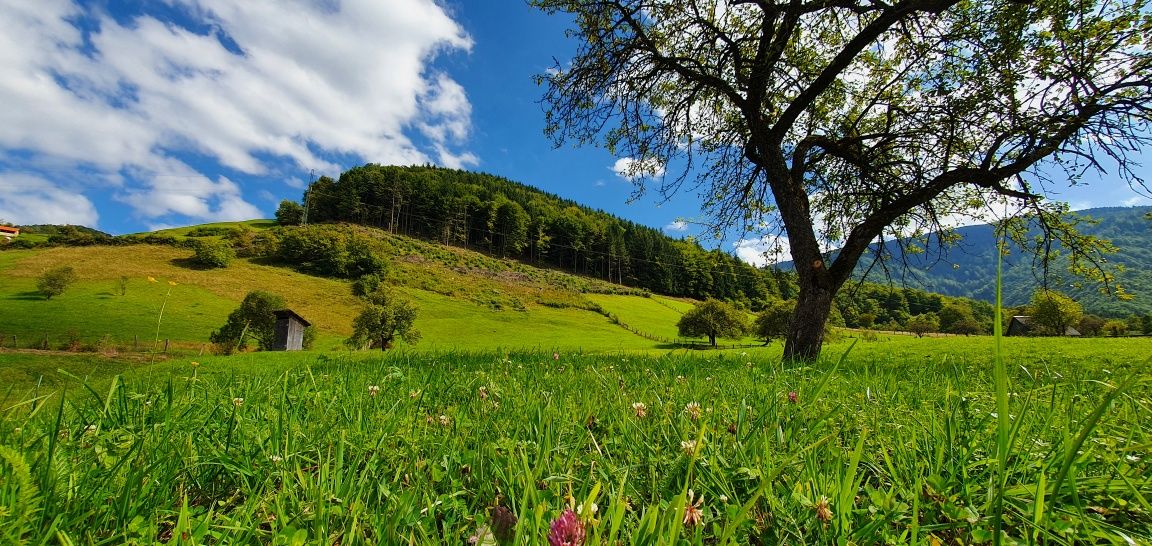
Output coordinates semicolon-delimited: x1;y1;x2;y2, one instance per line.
0;332;210;356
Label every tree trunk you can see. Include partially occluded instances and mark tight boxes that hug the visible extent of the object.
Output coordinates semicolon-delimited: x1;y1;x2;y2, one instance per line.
708;333;716;347
783;281;834;361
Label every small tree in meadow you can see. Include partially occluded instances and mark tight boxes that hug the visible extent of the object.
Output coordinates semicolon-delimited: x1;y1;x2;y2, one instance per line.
906;313;940;338
210;291;285;353
678;300;748;347
1103;320;1129;337
1029;290;1083;336
37;266;76;299
347;289;420;350
753;299;793;346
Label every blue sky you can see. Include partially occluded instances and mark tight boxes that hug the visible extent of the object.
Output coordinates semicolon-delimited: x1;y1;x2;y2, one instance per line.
1;0;1149;265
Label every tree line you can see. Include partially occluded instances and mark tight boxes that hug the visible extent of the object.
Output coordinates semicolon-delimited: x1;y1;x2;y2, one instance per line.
291;164;784;307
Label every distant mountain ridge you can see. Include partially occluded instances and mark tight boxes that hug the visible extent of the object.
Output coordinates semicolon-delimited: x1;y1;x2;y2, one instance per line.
781;206;1152;317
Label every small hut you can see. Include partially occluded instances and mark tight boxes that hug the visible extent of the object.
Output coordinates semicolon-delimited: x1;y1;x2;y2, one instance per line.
1007;315;1081;337
272;309;310;351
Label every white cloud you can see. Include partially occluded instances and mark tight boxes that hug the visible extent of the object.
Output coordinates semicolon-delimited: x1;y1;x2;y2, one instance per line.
612;157;665;181
663;219;689;232
733;236;790;267
0;0;474;228
0;173;99;226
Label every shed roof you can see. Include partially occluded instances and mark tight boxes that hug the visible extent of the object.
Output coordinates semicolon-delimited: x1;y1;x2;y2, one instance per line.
273;309;311;326
0;226;19;233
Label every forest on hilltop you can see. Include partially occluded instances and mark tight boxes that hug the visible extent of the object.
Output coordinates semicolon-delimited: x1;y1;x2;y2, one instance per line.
302;164;783;305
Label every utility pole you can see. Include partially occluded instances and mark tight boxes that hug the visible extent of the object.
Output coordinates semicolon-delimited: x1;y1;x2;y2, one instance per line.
302;169;314;225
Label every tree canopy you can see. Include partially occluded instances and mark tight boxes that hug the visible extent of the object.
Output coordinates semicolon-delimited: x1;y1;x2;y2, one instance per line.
1029;289;1084;336
677;299;749;346
534;0;1152;360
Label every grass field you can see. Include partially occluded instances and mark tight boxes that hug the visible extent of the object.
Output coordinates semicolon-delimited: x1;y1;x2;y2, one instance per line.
1;336;1149;544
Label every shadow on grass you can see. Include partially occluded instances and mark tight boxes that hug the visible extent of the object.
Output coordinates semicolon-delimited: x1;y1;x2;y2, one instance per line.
8;291;45;301
170;257;219;271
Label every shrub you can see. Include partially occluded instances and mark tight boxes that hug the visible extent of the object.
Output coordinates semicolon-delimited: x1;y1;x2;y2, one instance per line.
275;200;305;225
37;266;77;299
192;239;235;268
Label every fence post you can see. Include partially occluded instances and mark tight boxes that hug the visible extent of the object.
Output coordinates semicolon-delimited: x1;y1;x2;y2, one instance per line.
163;339;170;353
134;335;138;351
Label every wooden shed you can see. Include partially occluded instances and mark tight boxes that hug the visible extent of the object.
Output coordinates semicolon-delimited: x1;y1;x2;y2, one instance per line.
272;309;310;351
1007;315;1081;337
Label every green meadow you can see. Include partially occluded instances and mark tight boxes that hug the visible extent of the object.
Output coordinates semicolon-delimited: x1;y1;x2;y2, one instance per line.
2;243;1151;544
1;338;1150;544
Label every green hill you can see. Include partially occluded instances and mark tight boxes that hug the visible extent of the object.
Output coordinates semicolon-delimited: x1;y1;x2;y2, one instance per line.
0;223;731;355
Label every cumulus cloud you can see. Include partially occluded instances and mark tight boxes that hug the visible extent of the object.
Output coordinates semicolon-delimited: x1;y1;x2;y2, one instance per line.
663;219;689;232
0;0;474;229
612;157;665;181
0;173;99;226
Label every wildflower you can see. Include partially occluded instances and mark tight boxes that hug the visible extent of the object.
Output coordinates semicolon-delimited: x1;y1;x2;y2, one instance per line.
190;361;200;368
439;415;451;427
576;501;597;517
683;489;704;527
270;454;283;463
490;505;517;545
232;397;244;407
553;352;560;361
547;509;585;546
367;385;380;397
680;439;697;455
632;402;647;418
147;276;157;283
168;280;177;286
426;415;436;424
468;525;495;545
479;386;489;400
676;375;685;383
409;389;421;399
684;401;701;420
719;494;729;503
787;391;798;404
815;495;833;525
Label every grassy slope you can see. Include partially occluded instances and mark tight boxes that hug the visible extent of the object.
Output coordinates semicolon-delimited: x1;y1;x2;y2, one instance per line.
0;234;668;354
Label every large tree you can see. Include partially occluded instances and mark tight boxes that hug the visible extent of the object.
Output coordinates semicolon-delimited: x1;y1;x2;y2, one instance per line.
534;0;1152;360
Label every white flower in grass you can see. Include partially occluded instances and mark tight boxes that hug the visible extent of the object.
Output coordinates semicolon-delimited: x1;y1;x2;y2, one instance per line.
632;402;648;418
439;415;451;427
680;439;698;456
683;489;704;527
232;397;245;407
684;402;701;421
270;454;283;463
367;385;381;397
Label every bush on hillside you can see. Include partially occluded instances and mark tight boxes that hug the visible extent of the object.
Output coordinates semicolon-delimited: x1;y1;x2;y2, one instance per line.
192;239;235;268
37;266;77;299
272;225;389;278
